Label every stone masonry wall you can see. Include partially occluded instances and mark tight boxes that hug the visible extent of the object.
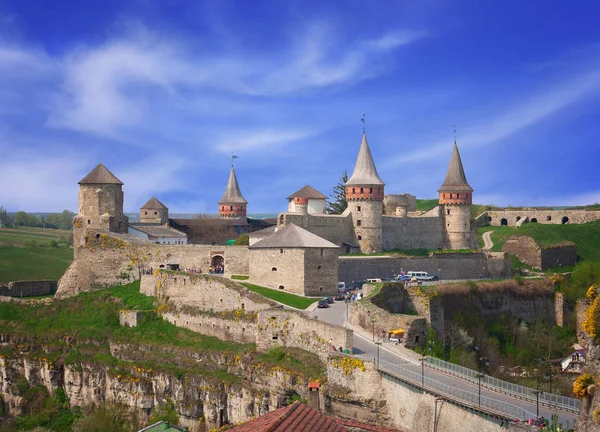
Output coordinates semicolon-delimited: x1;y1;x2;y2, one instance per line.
486;209;600;226
381;215;446;250
256;309;353;362
279;213;354;249
57;230;250;298
338;252;511;283
0;280;56;297
303;248;339;296
248;248;306;295
502;235;542;269
540;243;577;270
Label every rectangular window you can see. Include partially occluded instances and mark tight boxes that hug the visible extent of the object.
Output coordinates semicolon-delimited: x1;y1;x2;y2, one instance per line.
357;206;361;212
447;209;450;215
357;220;362;226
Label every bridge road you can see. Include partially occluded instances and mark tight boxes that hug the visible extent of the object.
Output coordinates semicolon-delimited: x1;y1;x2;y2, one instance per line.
310;299;579;428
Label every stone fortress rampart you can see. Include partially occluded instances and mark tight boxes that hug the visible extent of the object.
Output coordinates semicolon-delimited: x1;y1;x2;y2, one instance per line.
0;280;56;298
502;235;577;270
479;208;600;227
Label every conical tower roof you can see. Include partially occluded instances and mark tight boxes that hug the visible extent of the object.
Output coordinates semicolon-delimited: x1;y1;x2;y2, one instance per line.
438;142;473;192
346;133;384;186
249;223;338;249
218;166;247;205
78;164;123;185
141;197;168;210
287;185;327;200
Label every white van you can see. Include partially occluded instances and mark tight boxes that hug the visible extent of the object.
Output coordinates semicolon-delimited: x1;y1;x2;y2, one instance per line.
365;278;382;283
407;271;436;281
337;282;346;293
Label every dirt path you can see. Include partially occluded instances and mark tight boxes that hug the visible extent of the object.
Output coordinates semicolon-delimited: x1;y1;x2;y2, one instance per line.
482;230;494;250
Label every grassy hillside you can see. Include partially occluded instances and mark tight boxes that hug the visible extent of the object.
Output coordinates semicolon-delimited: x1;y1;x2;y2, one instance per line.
478;219;600;262
0;226;73;283
415;198;438;212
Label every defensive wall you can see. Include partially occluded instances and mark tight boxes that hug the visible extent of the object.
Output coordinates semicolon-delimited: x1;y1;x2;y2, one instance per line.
143;271;353;361
57;230;250;298
502;235;577;270
0;280;56;298
278;212;354;250
481;209;600;227
338;252;511;283
381;215;446;250
326;359;535;432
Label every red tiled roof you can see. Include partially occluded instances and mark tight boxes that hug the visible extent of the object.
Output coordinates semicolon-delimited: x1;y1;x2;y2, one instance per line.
228;402;348;432
308;382;321;389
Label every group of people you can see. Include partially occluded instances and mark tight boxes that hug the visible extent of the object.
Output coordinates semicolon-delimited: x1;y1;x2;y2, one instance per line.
208;265;224;274
182;267;202;274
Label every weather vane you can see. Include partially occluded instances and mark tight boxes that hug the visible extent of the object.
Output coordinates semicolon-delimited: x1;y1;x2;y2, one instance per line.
361;114;366;133
231;152;238;167
453;125;457;144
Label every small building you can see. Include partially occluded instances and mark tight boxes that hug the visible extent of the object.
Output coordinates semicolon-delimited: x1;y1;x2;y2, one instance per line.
560;349;586;373
249;223;339;296
140;197;169;224
129;224;188;245
287;185;327;215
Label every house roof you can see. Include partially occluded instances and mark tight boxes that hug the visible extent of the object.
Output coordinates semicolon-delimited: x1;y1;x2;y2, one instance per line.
248;225;277;238
346;133;384;186
79;164;123;185
287;185;327;200
227;401;348;432
219;166;247;205
130;225;187;238
141;197;168;210
438;143;473;193
249;223;338;249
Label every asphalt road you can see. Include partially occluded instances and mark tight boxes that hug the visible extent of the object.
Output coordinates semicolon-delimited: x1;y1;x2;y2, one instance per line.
309;298;579;428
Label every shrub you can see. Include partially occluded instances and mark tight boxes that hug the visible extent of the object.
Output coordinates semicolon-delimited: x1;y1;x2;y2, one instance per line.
147;399;179;426
582;296;600;340
573;374;595;398
234;233;249;245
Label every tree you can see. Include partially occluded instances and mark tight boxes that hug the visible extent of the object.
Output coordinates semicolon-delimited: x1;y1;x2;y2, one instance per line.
0;207;9;227
326;169;348;214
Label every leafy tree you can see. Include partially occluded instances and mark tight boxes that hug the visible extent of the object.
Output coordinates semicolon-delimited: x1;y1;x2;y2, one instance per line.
234;233;249;245
0;206;9;227
326;169;348;214
13;211;28;226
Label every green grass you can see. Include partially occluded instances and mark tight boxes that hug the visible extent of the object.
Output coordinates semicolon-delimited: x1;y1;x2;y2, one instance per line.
478;219;600;261
240;282;322;309
231;275;250;280
0;226;72;244
0;246;73;283
415;198;438;212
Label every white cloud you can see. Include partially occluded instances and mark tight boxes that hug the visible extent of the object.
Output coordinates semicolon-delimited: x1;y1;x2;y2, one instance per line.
215;128;315;153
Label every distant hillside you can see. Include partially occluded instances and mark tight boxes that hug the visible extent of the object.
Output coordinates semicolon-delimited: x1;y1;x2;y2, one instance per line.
479;219;600;262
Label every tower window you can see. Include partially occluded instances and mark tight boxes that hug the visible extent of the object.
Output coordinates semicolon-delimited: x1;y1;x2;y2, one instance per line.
450;193;453;199
352;188;355;194
360;187;364;194
154;211;157;215
144;211;147;215
272;267;277;272
357;206;361;212
358;235;362;240
447;209;451;215
87;220;91;225
369;187;373;194
357;219;362;226
229;205;233;211
443;194;446;199
320;248;324;257
280;248;284;254
457;193;460;199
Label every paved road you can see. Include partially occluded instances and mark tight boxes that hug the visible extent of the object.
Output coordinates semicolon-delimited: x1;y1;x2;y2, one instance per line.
310;299;579;428
482;231;494;250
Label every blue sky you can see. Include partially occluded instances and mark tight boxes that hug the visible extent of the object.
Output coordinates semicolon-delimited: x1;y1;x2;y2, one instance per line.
2;1;600;213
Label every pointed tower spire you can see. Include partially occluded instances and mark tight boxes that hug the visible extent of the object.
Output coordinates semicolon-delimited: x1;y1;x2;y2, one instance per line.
346;133;385;186
218;166;247;218
438;142;473;193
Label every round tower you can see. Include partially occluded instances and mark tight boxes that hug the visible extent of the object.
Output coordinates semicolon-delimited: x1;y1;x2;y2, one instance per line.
218;166;247;219
73;164;128;249
140;197;169;224
346;133;384;253
293;197;308;215
438;142;473;250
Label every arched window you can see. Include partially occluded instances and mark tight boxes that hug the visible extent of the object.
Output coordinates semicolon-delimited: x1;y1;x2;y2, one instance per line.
562;216;569;224
358;235;362;240
501;218;508;226
369;187;373;195
352;188;355;194
360;187;364;194
278;285;284;290
229;205;233;211
272;267;277;271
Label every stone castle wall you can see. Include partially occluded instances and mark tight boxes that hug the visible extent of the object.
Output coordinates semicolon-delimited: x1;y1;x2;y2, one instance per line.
338;252;511;283
249;248;306;295
486;209;600;227
256;309;353;361
540;243;578;270
502;235;577;270
0;280;57;298
57;231;250;298
278;213;354;250
381;215;446;250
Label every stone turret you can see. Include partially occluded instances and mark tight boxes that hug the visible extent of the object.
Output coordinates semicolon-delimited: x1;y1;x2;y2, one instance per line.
72;164;129;249
438;142;473;250
346;133;384;253
140;197;168;225
287;185;327;215
218;166;247;219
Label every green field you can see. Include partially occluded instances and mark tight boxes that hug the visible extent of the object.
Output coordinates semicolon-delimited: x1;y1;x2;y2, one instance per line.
478;219;600;262
240;282;322;309
0;226;73;283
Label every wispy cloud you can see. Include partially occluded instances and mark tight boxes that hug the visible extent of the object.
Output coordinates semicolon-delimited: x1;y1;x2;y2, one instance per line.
215;128;316;153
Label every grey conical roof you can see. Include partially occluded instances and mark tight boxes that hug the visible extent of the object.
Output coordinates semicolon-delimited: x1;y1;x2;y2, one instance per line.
438;142;473;192
218;166;247;205
287;185;327;200
141;197;168;210
78;164;123;185
249;223;338;249
346;133;384;186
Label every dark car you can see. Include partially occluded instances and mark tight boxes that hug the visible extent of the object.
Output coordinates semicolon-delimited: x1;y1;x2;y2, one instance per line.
325;296;334;304
317;299;329;308
334;293;345;301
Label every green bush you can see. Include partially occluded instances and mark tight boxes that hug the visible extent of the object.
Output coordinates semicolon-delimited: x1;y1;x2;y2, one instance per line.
234;233;249;245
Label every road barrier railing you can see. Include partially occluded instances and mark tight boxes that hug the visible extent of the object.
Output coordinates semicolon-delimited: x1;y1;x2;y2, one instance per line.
378;359;536;420
426;356;579;413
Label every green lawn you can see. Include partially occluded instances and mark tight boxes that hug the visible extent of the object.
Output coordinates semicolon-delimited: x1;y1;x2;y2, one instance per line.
478;219;600;261
231;275;250;280
0;246;73;283
415;198;438;212
240;282;322;309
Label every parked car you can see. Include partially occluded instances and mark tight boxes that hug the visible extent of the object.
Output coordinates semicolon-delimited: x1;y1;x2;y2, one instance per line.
334;293;345;301
407;271;438;281
337;282;346;293
317;299;329;308
393;274;411;282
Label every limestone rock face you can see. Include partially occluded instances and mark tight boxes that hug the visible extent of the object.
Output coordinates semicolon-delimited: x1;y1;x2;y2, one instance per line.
577;336;600;431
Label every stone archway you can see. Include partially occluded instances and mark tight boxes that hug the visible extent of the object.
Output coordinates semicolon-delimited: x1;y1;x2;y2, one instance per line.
531;218;537;223
562;216;569;225
211;255;224;273
501;218;508;226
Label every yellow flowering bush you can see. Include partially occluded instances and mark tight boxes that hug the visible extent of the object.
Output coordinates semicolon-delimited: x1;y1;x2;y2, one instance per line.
331;357;366;375
582;296;600;340
573;374;595;398
587;284;599;300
